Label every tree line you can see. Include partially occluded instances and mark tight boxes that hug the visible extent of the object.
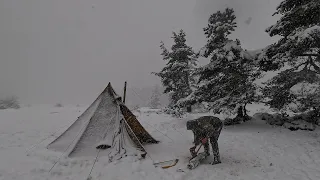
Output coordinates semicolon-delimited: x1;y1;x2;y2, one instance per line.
153;0;320;119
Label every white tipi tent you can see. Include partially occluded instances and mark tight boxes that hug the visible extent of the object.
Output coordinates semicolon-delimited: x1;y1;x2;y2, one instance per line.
47;83;159;160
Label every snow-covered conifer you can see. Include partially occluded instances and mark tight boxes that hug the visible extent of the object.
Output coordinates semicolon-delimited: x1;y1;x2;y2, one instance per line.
260;0;320;111
178;8;261;114
153;30;197;107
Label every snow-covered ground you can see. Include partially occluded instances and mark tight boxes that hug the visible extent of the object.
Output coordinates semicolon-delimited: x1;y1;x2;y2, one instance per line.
1;105;320;180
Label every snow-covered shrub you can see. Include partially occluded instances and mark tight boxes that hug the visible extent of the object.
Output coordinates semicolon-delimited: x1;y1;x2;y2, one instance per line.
223;117;241;126
255;112;316;131
162;106;186;118
265;113;286;125
281;111;319;131
254;110;317;131
223;115;253;126
269;113;286;126
253;112;284;125
223;118;233;126
55;103;63;107
305;110;320;125
253;112;273;121
288;110;319;125
0;96;20;109
191;102;210;113
283;120;316;131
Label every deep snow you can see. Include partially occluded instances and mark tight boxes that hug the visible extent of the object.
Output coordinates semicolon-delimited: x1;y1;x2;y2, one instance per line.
0;105;320;180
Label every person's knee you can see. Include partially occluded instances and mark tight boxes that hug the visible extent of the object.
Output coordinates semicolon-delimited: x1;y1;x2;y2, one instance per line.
204;143;209;150
210;137;217;143
211;141;219;151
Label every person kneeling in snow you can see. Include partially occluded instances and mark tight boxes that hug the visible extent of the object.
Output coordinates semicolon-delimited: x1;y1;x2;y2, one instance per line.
187;116;223;165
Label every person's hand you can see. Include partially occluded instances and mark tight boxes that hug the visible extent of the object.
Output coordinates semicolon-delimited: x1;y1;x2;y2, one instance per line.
190;146;197;157
201;137;208;144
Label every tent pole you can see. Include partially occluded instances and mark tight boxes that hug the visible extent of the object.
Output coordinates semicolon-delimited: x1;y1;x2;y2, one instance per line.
123;81;127;104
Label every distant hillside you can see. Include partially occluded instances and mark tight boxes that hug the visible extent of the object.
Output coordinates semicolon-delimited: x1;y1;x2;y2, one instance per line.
124;86;169;108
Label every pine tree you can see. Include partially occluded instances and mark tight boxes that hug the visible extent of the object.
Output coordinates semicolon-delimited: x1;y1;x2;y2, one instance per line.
152;30;197;108
259;0;320;111
149;85;161;109
178;8;261;114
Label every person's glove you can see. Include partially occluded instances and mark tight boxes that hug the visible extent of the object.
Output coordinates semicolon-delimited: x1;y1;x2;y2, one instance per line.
201;137;208;144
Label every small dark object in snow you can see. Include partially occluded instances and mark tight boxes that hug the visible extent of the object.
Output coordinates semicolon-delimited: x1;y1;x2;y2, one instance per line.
270;163;273;166
288;127;298;131
96;144;111;149
258;132;259;133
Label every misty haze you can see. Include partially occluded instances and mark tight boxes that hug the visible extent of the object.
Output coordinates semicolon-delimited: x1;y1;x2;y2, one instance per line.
1;0;280;106
1;0;320;179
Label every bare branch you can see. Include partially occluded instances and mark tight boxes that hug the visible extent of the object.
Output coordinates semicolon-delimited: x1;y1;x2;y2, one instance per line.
293;61;308;70
315;56;320;63
309;56;320;74
299;54;320;57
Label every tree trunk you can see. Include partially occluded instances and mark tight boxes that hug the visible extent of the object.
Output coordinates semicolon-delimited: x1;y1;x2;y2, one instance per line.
243;103;249;122
185;69;192;113
243;103;248;116
237;106;243;117
187;105;192;112
232;105;244;124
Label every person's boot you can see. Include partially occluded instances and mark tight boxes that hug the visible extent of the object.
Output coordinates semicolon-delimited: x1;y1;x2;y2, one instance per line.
204;145;210;157
210;155;221;165
205;151;210;157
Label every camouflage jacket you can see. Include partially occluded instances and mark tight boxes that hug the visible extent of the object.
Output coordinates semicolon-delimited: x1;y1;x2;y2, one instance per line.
192;116;223;139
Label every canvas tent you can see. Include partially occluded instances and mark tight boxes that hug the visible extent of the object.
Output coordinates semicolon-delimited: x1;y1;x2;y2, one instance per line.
47;83;159;160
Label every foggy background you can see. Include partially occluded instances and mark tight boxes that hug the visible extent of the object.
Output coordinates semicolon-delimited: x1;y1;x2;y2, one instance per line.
0;0;282;106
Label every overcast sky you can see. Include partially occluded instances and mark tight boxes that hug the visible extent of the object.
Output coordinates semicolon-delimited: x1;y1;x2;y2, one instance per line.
0;0;282;105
